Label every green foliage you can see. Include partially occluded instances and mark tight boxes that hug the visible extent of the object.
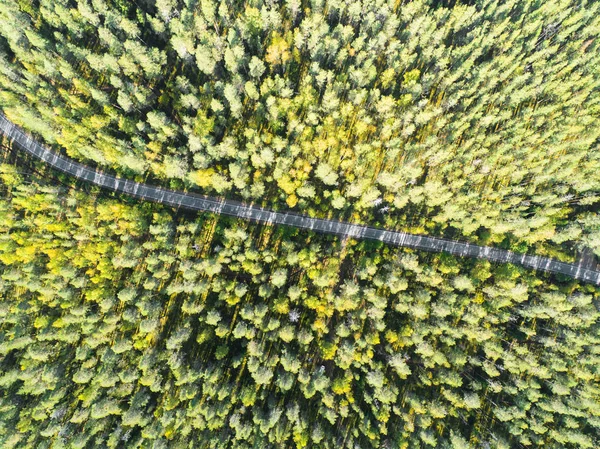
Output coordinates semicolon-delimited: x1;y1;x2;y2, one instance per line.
1;0;600;448
0;168;599;448
0;0;598;257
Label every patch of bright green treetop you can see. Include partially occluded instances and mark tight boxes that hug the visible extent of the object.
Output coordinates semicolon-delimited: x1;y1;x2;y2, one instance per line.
0;0;600;448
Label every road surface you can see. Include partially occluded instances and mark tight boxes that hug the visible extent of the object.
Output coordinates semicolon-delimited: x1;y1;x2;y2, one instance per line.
1;114;599;285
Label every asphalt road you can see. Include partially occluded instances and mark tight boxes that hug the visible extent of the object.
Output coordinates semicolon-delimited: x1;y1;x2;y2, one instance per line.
1;114;599;285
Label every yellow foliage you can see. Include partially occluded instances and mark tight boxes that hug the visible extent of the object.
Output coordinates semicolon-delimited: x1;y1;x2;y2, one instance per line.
72;77;90;96
146;141;162;154
332;376;352;395
274;297;290;314
312;318;327;334
315;303;328;315
400;325;413;337
0;170;20;187
286;194;298;208
376;407;390;424
320;341;338;360
188;168;215;188
346;390;355;403
45;223;66;233
385;330;399;344
34;316;50;329
366;332;380;345
0;251;19;265
52;318;66;328
225;295;240;306
265;33;291;66
144;150;159;161
305;296;321;310
293;429;308;448
16;245;37;264
362;348;374;362
474;292;484;304
277;174;297;195
89;115;109;130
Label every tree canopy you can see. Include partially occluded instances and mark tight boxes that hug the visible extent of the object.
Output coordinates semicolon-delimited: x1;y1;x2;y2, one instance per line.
1;0;600;448
0;0;599;257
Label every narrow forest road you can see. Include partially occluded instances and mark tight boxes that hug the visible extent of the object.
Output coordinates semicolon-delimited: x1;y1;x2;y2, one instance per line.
1;114;599;285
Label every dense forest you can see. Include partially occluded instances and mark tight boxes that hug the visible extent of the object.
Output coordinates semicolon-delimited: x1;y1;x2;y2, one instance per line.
1;0;599;258
1;157;600;449
1;0;600;448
